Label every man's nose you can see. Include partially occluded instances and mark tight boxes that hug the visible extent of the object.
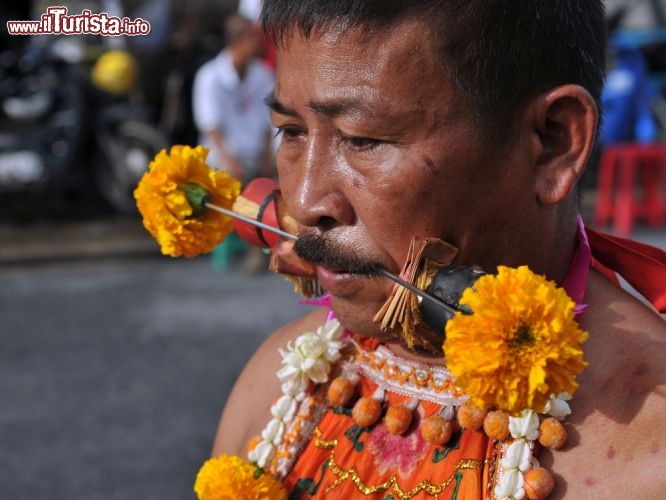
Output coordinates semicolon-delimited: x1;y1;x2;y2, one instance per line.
283;135;355;230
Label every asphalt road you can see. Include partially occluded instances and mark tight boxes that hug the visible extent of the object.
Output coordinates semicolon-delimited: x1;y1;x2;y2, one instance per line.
0;253;309;500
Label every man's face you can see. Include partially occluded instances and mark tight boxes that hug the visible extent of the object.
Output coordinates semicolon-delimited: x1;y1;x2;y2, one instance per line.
269;21;534;338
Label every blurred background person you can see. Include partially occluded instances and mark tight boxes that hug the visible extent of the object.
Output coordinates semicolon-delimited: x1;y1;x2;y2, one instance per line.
605;0;666;29
192;13;275;273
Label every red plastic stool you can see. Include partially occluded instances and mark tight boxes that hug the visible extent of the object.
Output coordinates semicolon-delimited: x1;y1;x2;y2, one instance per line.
594;143;666;235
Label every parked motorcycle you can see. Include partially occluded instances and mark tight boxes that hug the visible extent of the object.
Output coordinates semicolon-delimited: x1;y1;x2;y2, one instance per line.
86;47;169;213
0;44;82;207
0;39;167;215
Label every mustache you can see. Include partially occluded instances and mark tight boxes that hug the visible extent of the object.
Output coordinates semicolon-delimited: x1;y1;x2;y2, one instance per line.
294;231;383;276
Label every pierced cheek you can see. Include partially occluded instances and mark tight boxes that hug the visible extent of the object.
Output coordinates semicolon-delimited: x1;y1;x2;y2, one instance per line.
276;167;305;218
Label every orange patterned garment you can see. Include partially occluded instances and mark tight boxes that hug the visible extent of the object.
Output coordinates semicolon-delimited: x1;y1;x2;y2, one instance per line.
281;337;497;499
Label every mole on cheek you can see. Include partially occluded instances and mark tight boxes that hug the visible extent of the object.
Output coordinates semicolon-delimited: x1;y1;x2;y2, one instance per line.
634;363;649;377
606;446;616;459
584;477;597;487
421;155;437;175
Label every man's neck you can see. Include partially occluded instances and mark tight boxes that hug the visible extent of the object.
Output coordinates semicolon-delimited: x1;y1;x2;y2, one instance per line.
383;338;447;365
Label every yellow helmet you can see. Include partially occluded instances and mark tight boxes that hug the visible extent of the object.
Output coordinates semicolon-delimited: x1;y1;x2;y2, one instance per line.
91;50;137;94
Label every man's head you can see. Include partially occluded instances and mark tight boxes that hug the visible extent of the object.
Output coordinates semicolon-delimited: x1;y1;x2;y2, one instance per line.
225;14;261;63
261;1;604;341
262;0;607;147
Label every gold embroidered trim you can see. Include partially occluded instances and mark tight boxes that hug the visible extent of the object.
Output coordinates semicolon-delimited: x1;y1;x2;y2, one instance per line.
355;345;464;403
313;428;337;449
314;428;483;499
327;453;482;499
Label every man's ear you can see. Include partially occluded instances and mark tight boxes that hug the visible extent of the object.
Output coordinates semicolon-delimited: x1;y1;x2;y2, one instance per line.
531;85;598;205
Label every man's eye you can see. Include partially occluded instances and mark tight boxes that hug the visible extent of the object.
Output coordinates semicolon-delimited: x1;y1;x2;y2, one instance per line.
343;136;382;152
275;126;303;140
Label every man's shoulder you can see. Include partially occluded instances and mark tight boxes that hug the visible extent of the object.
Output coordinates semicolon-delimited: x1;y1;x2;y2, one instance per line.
212;308;329;457
552;269;666;497
253;307;331;364
581;268;666;404
583;266;664;331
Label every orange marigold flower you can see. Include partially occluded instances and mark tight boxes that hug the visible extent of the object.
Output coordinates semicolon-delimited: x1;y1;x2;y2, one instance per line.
194;454;287;500
134;145;240;257
444;266;588;415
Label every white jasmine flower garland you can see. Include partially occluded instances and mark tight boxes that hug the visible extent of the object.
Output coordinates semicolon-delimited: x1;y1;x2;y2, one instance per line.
248;319;345;468
544;392;572;419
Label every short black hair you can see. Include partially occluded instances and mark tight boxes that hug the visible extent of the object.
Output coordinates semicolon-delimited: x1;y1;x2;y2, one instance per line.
261;0;607;146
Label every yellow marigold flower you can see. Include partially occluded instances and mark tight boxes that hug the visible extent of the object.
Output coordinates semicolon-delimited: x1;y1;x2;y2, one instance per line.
444;266;588;415
194;454;287;500
134;145;241;257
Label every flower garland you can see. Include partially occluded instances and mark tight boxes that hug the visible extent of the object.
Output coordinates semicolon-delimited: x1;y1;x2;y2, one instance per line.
188;267;586;499
444;265;588;415
192;268;586;499
234;272;586;500
133;145;240;257
248;319;346;471
444;266;588;500
240;267;587;500
194;454;287;500
193;320;346;500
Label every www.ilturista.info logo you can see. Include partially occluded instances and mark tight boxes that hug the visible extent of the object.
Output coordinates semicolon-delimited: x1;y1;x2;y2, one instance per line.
7;6;151;36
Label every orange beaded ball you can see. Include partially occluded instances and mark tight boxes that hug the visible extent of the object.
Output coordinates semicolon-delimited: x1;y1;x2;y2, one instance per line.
483;410;510;441
422;415;454;445
457;401;488;430
352;397;383;428
384;405;413;435
538;418;568;450
328;376;356;407
523;467;555;499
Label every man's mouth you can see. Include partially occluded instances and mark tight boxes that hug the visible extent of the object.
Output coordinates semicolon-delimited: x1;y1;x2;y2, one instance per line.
313;265;360;295
293;231;382;276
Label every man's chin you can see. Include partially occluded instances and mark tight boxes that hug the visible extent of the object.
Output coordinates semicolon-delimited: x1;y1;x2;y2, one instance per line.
328;293;446;355
328;294;394;340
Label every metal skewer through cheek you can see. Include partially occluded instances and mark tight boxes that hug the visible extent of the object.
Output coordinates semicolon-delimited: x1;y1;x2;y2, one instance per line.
206;202;457;316
206;203;297;242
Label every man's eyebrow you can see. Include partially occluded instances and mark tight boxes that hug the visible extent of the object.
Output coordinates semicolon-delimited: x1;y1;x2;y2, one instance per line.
308;97;373;118
264;91;297;116
265;91;370;119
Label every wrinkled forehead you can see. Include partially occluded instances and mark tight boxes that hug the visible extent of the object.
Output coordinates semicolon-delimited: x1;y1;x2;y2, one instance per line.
275;17;441;75
272;20;456;121
271;20;467;130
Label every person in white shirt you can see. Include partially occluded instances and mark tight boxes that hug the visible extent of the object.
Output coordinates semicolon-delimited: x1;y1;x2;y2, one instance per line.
192;13;275;183
193;13;275;272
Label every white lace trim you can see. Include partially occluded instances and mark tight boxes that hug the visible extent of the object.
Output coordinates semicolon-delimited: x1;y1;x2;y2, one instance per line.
355;344;467;406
